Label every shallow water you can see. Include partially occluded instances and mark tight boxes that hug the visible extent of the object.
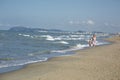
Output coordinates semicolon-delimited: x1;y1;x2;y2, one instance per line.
0;29;110;73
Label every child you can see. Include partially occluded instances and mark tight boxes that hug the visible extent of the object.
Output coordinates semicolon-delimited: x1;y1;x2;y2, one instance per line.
88;38;93;47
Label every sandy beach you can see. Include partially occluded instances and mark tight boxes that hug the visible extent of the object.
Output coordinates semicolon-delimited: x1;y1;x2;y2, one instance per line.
0;36;120;80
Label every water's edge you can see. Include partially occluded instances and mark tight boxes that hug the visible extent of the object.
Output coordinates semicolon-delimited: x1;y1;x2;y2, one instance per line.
0;40;111;74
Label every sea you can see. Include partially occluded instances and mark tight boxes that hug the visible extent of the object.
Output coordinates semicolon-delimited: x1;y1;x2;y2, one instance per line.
0;27;110;73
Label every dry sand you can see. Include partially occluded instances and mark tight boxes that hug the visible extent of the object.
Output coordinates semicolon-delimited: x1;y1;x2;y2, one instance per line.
0;36;120;80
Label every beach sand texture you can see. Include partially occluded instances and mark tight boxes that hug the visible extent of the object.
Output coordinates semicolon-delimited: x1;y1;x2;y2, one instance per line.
0;36;120;80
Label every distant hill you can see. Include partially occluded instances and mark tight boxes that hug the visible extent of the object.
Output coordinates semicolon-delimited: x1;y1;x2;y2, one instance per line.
9;26;63;32
9;27;31;32
8;26;106;34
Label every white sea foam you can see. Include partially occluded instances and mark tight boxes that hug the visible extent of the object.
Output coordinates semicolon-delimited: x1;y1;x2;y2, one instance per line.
54;37;62;40
51;40;108;54
56;35;85;40
18;33;22;36
70;34;85;38
54;41;69;44
51;44;89;53
55;37;84;41
76;44;89;49
40;35;55;41
38;34;87;41
18;33;34;38
46;36;55;41
23;34;30;37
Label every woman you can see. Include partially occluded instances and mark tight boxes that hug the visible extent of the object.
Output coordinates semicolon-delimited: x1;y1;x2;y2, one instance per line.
89;34;96;47
92;34;96;46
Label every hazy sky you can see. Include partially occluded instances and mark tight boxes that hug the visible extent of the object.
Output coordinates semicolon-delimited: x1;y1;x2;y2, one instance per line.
0;0;120;33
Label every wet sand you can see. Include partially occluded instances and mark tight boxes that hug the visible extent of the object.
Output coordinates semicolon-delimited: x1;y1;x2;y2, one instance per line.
0;36;120;80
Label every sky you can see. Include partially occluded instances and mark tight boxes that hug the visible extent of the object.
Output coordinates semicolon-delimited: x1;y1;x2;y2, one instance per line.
0;0;120;33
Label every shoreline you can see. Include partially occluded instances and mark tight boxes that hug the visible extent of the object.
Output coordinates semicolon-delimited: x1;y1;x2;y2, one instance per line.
0;36;120;80
0;38;109;74
0;39;109;74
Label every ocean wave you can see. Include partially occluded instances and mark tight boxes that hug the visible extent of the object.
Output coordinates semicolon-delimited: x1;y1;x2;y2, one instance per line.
28;50;51;56
54;41;69;44
55;35;85;40
51;40;108;54
75;44;89;49
38;34;87;41
0;57;48;68
51;44;89;53
18;33;30;37
0;40;108;69
40;35;55;41
51;37;85;41
46;36;55;41
0;30;110;73
18;33;34;38
18;34;87;41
